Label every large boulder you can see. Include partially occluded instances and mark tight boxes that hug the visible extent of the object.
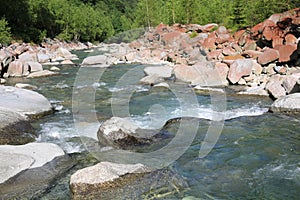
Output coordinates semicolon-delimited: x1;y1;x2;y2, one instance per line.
0;143;65;184
265;75;286;99
270;93;300;113
82;55;109;66
0;144;73;199
7;60;29;77
228;59;254;84
174;62;228;86
97;117;152;148
144;65;173;78
70;161;187;200
282;73;300;94
257;48;280;65
0;86;53;118
0;107;35;145
25;61;43;72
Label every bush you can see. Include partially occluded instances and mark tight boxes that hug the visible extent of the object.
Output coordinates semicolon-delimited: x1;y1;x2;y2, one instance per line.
0;19;11;45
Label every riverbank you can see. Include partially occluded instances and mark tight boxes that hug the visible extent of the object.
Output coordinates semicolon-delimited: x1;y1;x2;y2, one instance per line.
0;8;300;200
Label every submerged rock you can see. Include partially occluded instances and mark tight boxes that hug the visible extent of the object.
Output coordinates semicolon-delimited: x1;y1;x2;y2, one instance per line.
70;161;187;200
270;93;300;113
0;107;35;145
0;86;53;118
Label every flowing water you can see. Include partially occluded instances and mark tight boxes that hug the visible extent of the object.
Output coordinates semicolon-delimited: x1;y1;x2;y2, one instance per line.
5;50;300;199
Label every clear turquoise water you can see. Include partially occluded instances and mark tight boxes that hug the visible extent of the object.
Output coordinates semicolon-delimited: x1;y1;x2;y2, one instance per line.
5;50;300;199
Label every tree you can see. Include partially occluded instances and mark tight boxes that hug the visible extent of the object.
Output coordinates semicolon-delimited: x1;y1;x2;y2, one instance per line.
0;19;11;45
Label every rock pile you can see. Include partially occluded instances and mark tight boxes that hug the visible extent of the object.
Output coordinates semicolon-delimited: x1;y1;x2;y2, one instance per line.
119;8;300;100
0;39;92;80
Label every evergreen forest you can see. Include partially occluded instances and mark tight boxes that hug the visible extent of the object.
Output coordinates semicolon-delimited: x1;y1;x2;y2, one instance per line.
0;0;298;44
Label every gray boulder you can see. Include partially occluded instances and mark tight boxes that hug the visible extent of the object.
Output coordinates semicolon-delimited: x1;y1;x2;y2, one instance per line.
25;61;43;72
82;55;108;66
144;65;173;78
0;107;35;145
270;93;300;113
0;86;53;118
265;75;286;99
97;117;153;148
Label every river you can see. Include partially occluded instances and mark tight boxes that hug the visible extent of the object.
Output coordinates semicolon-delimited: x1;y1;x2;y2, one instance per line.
6;49;300;199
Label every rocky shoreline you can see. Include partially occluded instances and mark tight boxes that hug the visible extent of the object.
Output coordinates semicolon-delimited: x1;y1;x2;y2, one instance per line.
0;8;300;200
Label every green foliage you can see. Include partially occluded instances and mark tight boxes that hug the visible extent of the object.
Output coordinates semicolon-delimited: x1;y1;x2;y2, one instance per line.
0;19;11;45
189;31;198;39
0;0;298;43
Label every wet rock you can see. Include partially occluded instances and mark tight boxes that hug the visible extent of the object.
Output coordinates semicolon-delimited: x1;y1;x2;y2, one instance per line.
257;48;280;65
97;117;152;148
228;59;254;84
270;93;300;113
0;107;35;145
144;65;173;78
0;86;53;118
265;75;286;99
70;162;187;200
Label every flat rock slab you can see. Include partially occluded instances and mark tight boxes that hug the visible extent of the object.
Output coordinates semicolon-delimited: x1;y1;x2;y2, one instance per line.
0;143;65;184
0;152;34;184
0;86;52;118
270;93;300;113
